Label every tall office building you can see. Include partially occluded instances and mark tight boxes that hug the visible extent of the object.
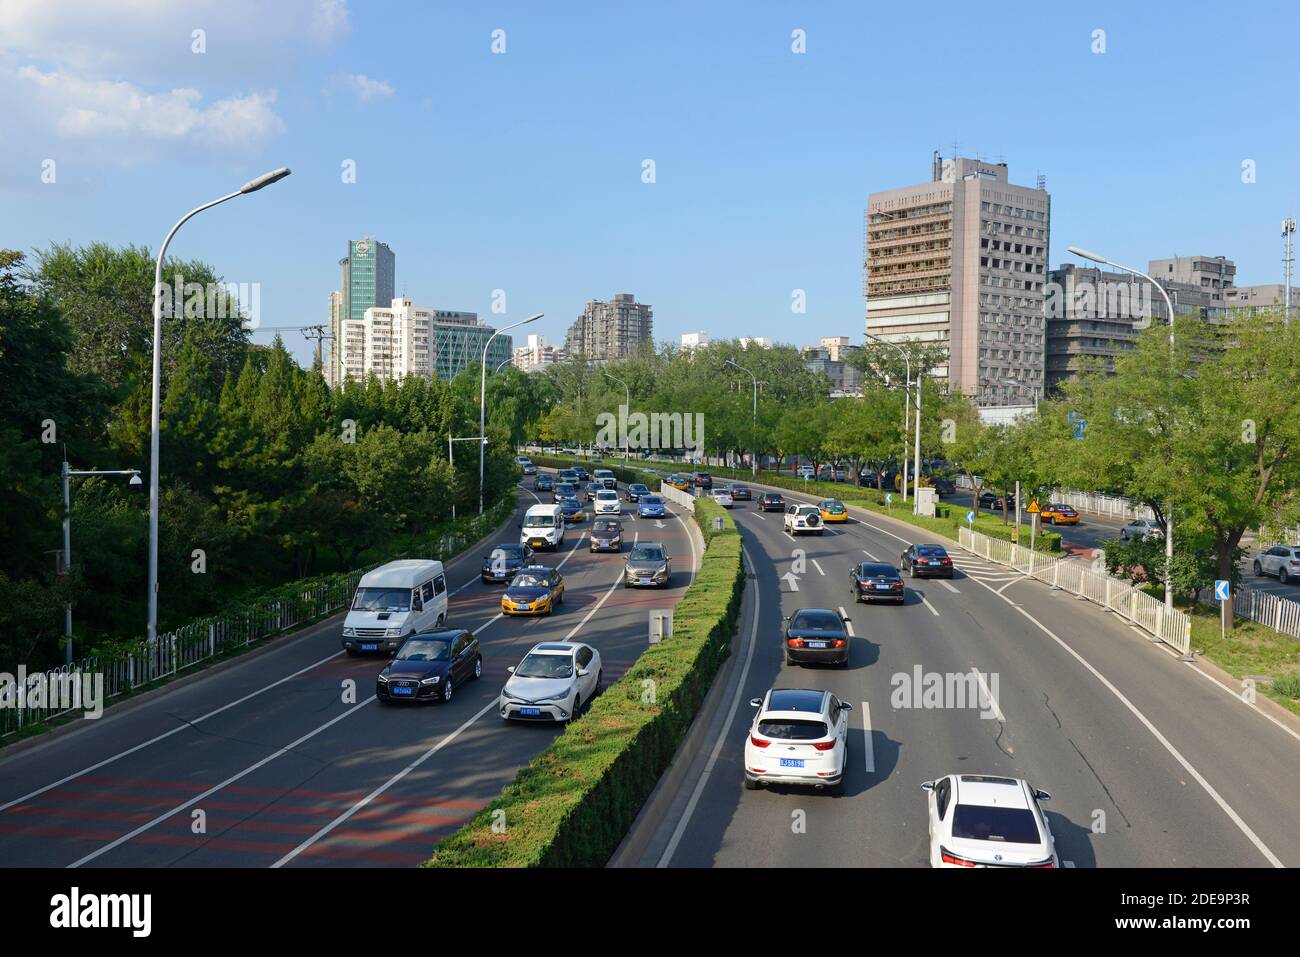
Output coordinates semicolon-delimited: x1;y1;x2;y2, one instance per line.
564;293;653;361
865;155;1050;406
338;297;512;384
331;238;395;386
326;289;345;386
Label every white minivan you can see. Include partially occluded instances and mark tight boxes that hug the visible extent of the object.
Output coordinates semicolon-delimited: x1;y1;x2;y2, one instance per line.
342;560;448;655
521;503;566;551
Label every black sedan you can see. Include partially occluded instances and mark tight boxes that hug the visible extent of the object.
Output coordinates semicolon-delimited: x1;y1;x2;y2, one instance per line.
729;484;752;501
850;561;905;604
977;490;1008;510
901;544;954;578
481;543;535;583
930;476;956;497
377;630;482;704
535;473;554;492
783;608;851;668
626;483;650;502
760;492;786;512
589;518;625;552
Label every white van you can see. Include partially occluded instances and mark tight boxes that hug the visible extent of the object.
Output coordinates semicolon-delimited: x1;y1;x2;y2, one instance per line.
342;559;448;655
521;503;566;551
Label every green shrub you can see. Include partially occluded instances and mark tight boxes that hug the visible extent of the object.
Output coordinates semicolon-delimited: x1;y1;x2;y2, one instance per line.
1273;674;1300;699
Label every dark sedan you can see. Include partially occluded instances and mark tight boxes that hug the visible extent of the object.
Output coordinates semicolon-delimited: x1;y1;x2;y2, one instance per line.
626;482;650;502
535;473;554;492
589;518;625;552
692;471;713;489
377;630;482;704
553;482;578;503
481;543;535;584
729;484;752;501
930;476;956;497
977;490;1008;510
760;492;786;512
901;544;954;578
783;608;851;667
849;561;905;604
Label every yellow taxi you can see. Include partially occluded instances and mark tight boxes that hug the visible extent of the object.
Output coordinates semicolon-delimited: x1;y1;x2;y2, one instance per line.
818;498;849;523
1039;502;1080;525
501;566;565;616
665;474;690;491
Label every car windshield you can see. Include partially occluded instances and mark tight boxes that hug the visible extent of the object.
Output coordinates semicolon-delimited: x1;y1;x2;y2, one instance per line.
515;653;573;679
352;587;410;612
524;514;555;528
641;496;662;505
629;545;665;562
597;491;617;499
858;563;898;578
821;500;843;508
952;805;1040;844
511;573;549;588
757;718;828;740
766;494;783;501
593;520;621;533
490;546;525;560
917;547;948;557
791;610;842;631
630;484;649;493
395;638;451;661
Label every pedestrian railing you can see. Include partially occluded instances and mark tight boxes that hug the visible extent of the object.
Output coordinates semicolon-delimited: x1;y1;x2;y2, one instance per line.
952;476;1154;521
1221;587;1300;641
0;503;510;738
658;481;698;509
958;526;1191;654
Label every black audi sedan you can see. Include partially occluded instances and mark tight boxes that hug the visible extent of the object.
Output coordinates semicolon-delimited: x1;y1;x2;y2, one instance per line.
849;561;905;604
481;543;534;584
760;492;786;512
783;608;851;668
377;630;482;704
589;518;625;553
901;544;955;578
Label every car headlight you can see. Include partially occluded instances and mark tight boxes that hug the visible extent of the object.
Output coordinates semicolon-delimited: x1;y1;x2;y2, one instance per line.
420;675;441;685
377;673;388;683
386;627;402;637
537;688;573;703
343;627;356;637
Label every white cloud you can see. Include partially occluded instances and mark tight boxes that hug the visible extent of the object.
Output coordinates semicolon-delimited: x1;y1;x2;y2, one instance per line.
329;72;395;103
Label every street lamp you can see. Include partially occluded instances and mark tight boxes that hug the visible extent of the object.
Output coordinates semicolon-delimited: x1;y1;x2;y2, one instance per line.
63;460;142;663
480;313;542;513
1068;245;1175;614
603;371;631;460
448;434;488;520
147;167;290;644
1005;377;1040;412
866;333;921;510
724;358;758;476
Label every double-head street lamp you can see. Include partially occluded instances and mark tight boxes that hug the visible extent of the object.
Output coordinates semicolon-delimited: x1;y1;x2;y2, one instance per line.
147;168;290;644
1004;377;1041;411
866;333;922;511
64;460;142;663
1068;245;1175;614
602;371;630;460
480;313;542;513
724;358;758;476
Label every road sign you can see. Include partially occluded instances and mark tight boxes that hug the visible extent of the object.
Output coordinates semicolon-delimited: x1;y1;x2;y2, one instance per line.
1214;580;1231;601
1027;499;1040;514
885;492;893;505
1067;411;1087;440
966;510;974;525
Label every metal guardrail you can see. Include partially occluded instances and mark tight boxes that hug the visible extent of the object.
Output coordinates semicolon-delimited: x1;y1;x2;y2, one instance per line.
658;481;698;510
0;506;508;737
958;526;1191;654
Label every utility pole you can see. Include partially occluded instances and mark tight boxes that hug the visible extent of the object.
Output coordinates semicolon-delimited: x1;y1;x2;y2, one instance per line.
1283;219;1295;321
300;324;331;369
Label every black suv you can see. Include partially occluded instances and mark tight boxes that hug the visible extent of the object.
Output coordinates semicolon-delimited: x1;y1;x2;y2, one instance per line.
692;471;713;490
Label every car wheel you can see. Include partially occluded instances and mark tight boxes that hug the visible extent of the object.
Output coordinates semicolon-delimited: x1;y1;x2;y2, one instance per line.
472;656;482;681
743;777;762;791
481;575;490;584
436;615;445;628
1121;531;1128;541
1253;561;1263;575
1282;568;1290;585
345;648;359;657
442;677;453;703
570;695;581;722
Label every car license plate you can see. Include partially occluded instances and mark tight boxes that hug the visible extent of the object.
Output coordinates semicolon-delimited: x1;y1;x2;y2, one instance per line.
638;578;653;585
807;641;827;649
779;758;805;768
361;643;377;651
392;686;413;695
520;707;541;716
875;584;891;590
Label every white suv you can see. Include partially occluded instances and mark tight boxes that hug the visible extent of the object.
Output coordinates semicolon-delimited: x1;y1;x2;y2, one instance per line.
743;688;850;793
784;503;823;536
921;774;1058;868
1253;545;1300;584
593;489;621;514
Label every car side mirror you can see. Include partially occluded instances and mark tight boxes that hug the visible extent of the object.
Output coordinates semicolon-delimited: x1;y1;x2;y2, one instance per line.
841;702;853;711
749;697;762;708
507;665;515;673
577;668;589;677
1035;789;1052;802
920;781;935;792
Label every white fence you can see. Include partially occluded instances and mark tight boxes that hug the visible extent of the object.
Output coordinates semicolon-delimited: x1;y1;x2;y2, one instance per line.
658;481;698;510
1225;587;1300;641
953;476;1154;521
958;527;1191;654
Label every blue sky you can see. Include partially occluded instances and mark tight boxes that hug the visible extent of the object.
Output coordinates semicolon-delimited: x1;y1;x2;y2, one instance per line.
4;0;1298;368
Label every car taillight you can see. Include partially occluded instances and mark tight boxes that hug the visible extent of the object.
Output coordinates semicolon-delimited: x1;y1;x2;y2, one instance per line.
787;638;804;648
939;847;976;867
831;639;846;648
750;736;770;748
812;740;836;751
892;581;903;589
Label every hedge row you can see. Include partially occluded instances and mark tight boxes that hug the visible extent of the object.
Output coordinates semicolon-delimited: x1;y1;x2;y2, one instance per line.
424;495;744;867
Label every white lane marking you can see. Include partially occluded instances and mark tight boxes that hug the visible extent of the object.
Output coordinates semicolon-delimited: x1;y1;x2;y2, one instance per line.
937;579;960;593
69;695;377;868
919;594;941;617
272;696;498;868
856;519;913;546
838;606;855;637
811;559;825;576
0;648;345;814
861;548;880;561
973;669;1004;721
861;701;875;773
564;567;628;641
658;546;762;868
753;513;766;520
996;577;1025;594
960;572;1285;868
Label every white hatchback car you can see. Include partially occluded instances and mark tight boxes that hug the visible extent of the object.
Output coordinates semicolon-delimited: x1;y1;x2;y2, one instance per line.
499;642;602;723
711;488;734;509
921;774;1059;868
784;503;824;536
593;489;621;514
743;688;851;793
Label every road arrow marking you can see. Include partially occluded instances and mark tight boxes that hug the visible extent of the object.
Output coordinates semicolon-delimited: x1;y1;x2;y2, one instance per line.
781;571;800;591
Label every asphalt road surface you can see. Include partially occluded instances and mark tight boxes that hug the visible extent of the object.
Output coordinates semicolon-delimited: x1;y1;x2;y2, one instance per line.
618;482;1300;868
0;476;699;868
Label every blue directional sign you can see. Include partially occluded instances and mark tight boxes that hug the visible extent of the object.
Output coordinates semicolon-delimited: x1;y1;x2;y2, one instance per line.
1067;410;1087;440
966;510;975;525
1214;580;1231;601
885;492;893;505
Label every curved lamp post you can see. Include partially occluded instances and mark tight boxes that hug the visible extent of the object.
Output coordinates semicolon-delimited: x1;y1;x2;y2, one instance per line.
480;313;542;513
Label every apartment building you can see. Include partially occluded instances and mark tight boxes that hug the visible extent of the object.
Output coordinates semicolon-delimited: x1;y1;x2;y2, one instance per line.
680;331;710;351
865;155;1050;406
564;293;653;361
339;298;512;384
512;334;565;372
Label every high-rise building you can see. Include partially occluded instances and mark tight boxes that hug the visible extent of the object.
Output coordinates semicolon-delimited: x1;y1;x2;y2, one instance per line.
680;331;710;351
564;293;653;362
326;289;345;386
865;155;1050;406
338;298;512;384
803;337;863;395
340;238;395;327
512;334;565;372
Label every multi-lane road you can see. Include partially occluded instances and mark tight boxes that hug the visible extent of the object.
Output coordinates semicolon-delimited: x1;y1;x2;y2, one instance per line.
0;477;699;868
618;481;1300;868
